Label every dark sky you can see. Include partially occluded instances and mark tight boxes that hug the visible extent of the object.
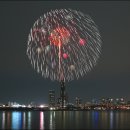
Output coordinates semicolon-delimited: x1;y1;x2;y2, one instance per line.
0;1;130;104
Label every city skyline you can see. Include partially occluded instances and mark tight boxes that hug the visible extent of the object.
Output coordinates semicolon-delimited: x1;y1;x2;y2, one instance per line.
0;93;129;107
0;1;130;104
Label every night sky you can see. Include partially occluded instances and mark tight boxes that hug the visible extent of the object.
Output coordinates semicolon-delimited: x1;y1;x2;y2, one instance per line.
0;1;130;104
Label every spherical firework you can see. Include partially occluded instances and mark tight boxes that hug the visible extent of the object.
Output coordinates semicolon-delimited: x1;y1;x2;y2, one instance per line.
27;9;102;82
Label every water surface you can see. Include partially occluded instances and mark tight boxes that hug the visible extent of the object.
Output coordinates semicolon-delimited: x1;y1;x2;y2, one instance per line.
0;110;130;129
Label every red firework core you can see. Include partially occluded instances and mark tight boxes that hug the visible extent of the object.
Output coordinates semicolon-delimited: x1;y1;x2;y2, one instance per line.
79;38;86;45
49;27;70;46
63;53;68;59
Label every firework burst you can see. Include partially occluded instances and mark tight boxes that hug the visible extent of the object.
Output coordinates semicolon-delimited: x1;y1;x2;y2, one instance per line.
27;9;102;82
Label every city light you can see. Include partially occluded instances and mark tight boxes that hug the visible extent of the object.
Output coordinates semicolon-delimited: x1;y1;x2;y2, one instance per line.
50;107;55;110
40;105;44;108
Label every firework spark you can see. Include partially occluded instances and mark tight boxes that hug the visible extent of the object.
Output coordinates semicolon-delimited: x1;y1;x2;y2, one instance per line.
27;9;102;82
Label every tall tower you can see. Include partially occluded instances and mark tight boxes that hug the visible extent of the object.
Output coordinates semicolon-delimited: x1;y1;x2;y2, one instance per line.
60;80;66;108
49;90;55;107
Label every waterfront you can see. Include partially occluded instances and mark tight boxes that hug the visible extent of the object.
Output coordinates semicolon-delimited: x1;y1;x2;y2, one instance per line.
0;110;130;129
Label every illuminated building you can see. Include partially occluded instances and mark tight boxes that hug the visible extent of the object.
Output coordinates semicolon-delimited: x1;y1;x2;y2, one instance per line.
56;98;61;107
75;97;82;107
60;80;67;108
116;98;125;105
49;90;55;107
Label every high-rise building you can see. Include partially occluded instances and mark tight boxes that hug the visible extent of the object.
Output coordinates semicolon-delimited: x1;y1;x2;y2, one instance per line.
60;80;67;108
49;90;55;107
75;97;82;107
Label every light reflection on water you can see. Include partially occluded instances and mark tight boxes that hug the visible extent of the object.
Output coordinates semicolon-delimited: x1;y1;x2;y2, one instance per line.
12;112;22;129
23;112;26;129
110;111;113;129
49;111;55;130
27;111;31;129
92;111;99;129
2;112;5;129
7;112;11;129
40;111;44;130
0;110;130;129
